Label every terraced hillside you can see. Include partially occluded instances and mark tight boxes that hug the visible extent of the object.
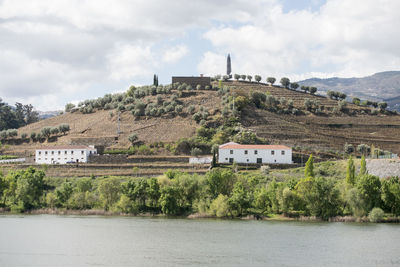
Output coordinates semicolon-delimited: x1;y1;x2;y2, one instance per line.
225;81;400;154
226;81;368;112
4;81;400;157
243;109;400;153
9;90;222;155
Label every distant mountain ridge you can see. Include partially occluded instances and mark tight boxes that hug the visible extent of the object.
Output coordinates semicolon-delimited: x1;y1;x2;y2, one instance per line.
297;71;400;110
38;110;62;120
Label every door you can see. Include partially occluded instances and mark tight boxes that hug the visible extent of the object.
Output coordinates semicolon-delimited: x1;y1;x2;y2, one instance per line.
257;158;262;164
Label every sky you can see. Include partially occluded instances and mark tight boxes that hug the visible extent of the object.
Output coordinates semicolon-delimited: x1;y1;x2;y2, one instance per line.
1;0;400;111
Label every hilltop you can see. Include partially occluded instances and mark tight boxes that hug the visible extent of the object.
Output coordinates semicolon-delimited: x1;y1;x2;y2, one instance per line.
298;71;400;110
3;80;400;158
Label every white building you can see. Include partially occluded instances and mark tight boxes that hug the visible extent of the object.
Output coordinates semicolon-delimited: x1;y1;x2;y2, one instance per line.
218;142;292;164
35;145;97;164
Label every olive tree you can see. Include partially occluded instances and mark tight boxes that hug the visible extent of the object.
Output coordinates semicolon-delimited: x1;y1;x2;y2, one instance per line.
128;133;138;146
290;82;299;90
58;124;70;135
267;77;276;85
65;103;75;112
280;77;290;88
40;127;51;139
378;102;388;111
309;87;317;95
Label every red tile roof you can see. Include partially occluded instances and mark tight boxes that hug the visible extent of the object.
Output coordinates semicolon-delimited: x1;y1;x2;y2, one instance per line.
36;145;95;150
219;143;290;150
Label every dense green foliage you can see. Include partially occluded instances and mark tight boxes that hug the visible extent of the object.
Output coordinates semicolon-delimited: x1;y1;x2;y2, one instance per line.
346;156;355;185
0;98;39;131
1;160;399;220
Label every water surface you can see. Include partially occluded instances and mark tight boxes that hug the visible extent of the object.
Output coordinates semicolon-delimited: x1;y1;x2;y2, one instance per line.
0;215;399;266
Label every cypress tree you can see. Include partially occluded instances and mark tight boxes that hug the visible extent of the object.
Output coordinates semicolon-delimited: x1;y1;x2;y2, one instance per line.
346;156;355;185
153;74;158;87
304;154;314;178
359;155;367;175
211;150;217;168
227;54;231;76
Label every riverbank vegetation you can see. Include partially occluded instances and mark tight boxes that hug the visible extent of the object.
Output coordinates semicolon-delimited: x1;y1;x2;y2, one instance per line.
0;156;399;222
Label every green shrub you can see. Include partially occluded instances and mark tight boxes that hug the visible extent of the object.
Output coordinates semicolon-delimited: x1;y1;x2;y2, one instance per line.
191;147;202;156
128;133;138;145
192;112;202;123
188;105;195;114
175;105;183;113
208;194;229;217
368;207;384;222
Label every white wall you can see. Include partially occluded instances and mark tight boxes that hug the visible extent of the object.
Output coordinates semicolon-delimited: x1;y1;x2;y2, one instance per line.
35;148;97;164
189;157;212;164
218;148;292;164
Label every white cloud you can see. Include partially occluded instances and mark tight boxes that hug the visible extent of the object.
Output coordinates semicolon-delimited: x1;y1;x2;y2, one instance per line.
0;0;279;110
107;44;156;81
200;0;400;80
197;52;226;76
1;0;400;110
162;45;188;63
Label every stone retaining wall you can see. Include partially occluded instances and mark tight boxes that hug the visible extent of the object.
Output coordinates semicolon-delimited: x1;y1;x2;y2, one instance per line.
88;154;190;164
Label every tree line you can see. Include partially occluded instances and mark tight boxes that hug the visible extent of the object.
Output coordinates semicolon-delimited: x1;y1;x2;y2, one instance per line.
0;157;399;221
0;98;39;131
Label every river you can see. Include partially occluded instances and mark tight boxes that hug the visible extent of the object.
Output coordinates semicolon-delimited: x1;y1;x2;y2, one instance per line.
0;215;399;266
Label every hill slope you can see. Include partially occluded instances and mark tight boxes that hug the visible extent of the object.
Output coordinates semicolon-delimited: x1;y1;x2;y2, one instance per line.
298;71;400;109
6;81;400;157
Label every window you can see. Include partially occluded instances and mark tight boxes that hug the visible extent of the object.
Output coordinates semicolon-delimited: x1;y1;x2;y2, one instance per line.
71;151;74;155
254;150;258;155
246;159;249;162
58;151;61;155
65;151;67;155
51;151;54;155
45;151;48;155
38;158;41;161
38;151;41;155
244;150;248;155
230;150;233;154
225;158;228;160
81;151;84;155
281;150;285;155
271;150;275;155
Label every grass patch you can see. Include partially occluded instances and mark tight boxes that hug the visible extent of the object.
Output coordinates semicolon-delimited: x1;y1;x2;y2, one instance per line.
0;155;18;160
